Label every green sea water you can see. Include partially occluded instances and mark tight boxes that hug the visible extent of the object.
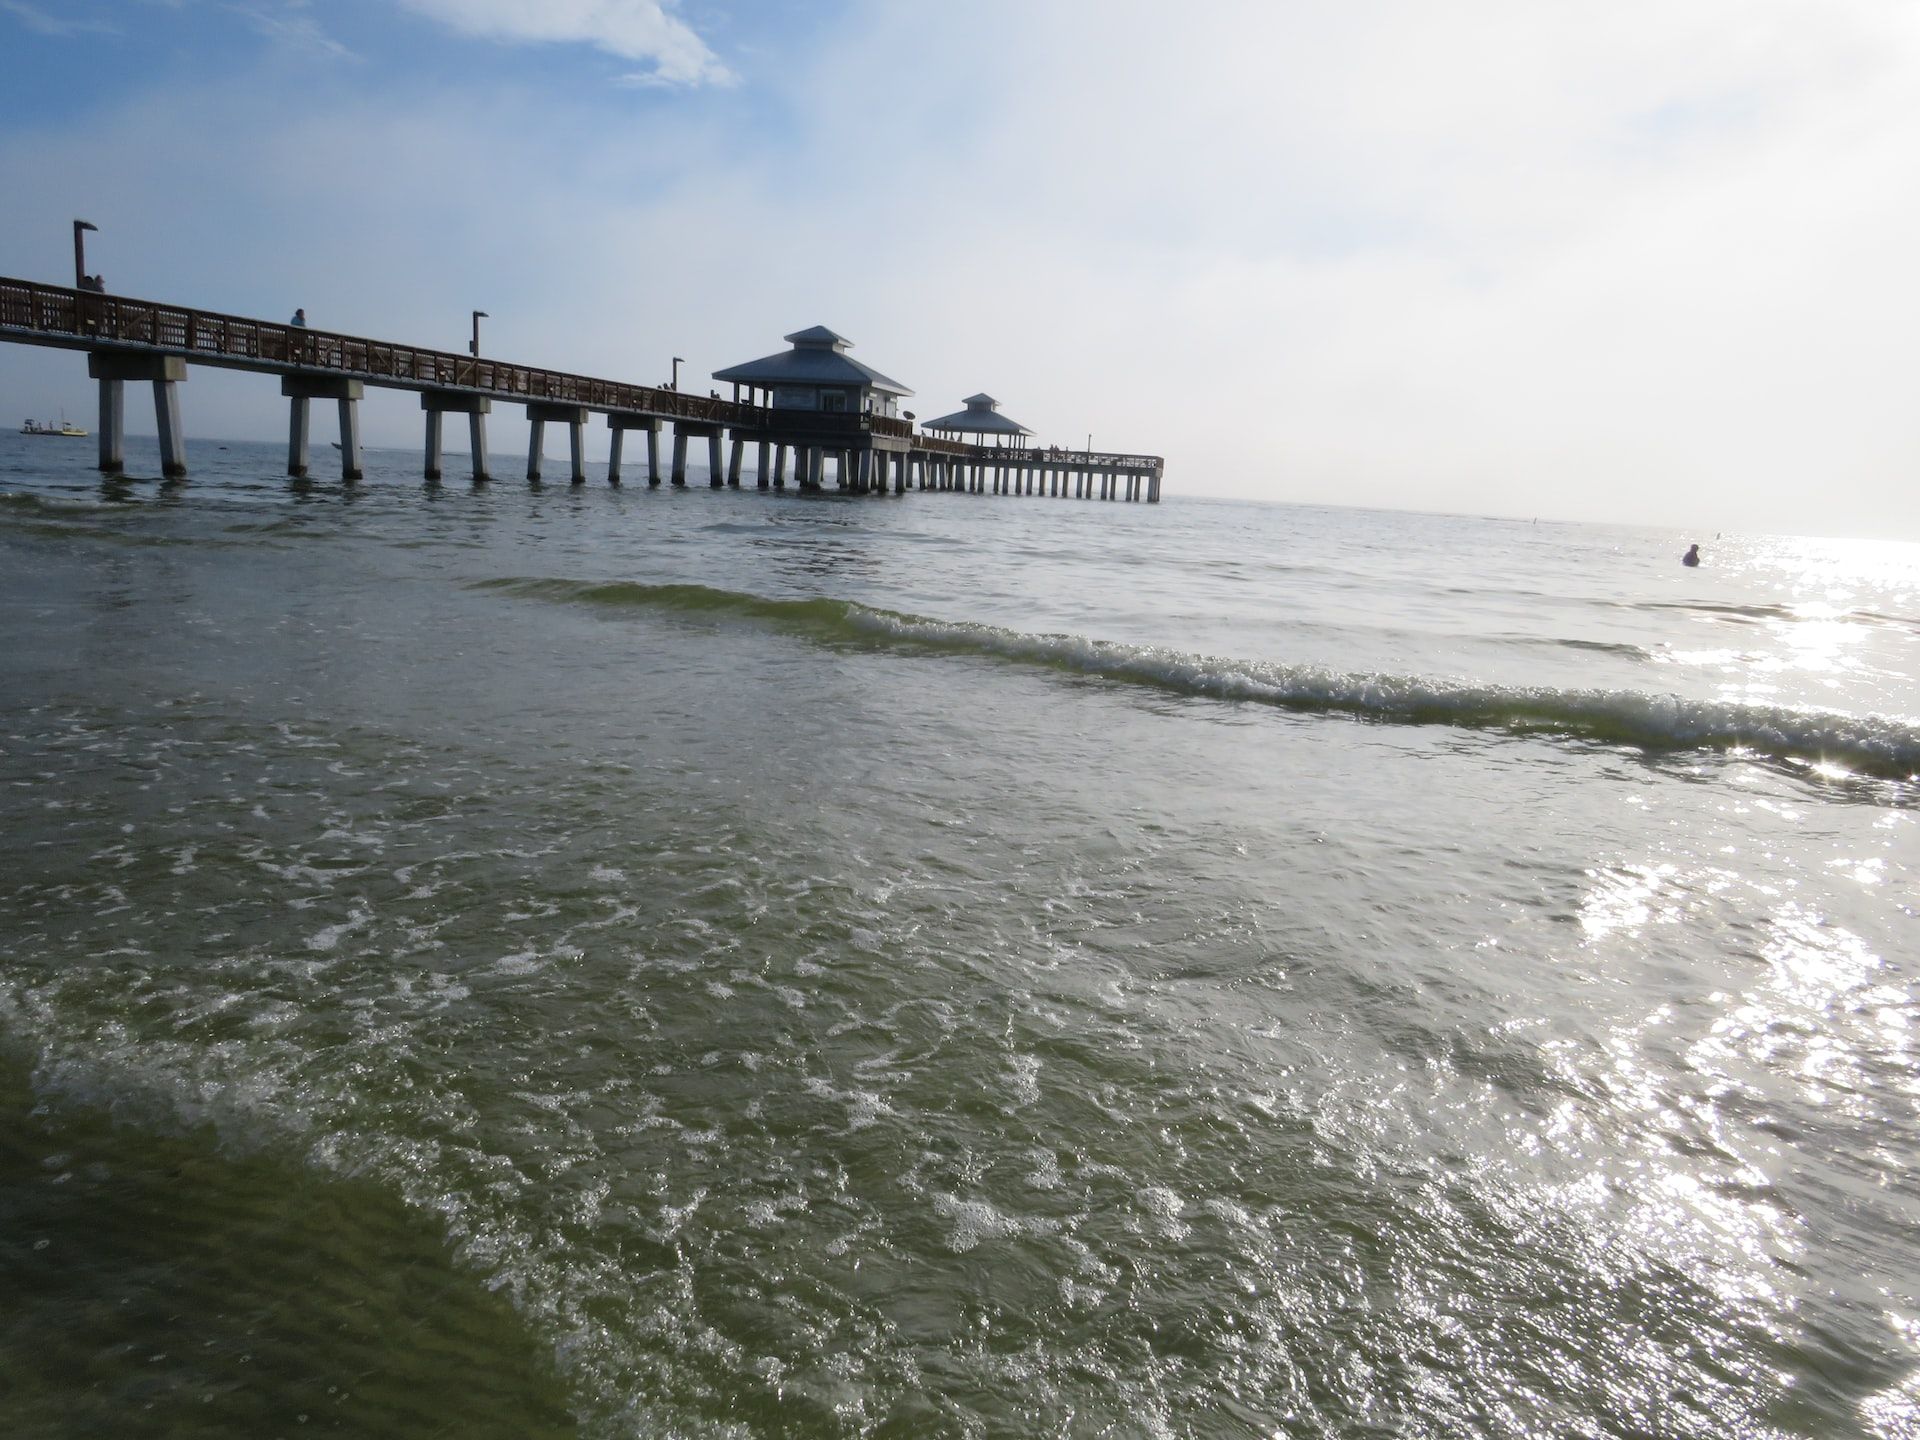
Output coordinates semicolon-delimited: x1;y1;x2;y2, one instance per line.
2;435;1916;1437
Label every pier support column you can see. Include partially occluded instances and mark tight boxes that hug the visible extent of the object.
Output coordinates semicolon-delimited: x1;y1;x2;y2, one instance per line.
855;449;873;495
756;440;770;489
470;411;490;482
96;376;124;474
1149;472;1162;503
807;447;825;491
282;375;362;480
727;436;744;487
526;418;545;481
670;429;689;486
708;431;724;489
287;395;310;477
526;404;588;484
606;413;656;487
156;381;186;478
773;444;787;489
420;391;489;482
337;395;363;481
90;353;188;478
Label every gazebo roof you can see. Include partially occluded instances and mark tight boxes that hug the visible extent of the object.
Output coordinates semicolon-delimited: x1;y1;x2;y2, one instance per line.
712;326;913;397
921;392;1034;437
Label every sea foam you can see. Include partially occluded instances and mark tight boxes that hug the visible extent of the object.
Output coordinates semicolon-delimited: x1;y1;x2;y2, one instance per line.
474;578;1920;784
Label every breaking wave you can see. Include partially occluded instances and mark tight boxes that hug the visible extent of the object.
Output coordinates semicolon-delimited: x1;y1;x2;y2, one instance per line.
474;578;1920;782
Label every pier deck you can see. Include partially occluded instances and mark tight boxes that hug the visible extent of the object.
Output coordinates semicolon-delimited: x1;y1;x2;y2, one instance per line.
1;277;1162;499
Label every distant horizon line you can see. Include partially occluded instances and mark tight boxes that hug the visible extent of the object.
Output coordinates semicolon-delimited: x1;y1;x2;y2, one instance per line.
12;430;1910;546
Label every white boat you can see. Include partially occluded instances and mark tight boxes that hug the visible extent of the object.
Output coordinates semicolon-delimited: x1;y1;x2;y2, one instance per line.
21;415;87;437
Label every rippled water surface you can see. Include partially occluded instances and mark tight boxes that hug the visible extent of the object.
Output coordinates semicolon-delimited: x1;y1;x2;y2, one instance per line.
2;434;1916;1437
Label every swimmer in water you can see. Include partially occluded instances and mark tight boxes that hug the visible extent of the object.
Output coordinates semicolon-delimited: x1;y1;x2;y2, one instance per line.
1682;543;1701;567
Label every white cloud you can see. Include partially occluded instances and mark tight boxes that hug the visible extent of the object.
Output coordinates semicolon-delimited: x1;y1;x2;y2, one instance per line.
394;0;732;86
228;0;355;59
0;0;117;35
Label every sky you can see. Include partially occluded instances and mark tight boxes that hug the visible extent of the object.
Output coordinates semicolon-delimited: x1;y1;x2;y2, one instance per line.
2;0;1917;538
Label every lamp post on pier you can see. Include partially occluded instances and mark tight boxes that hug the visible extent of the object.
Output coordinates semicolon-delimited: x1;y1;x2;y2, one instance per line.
73;219;97;289
470;310;488;357
671;356;684;392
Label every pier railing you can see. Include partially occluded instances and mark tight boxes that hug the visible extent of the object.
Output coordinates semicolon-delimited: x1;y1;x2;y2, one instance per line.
945;444;1163;472
0;276;753;427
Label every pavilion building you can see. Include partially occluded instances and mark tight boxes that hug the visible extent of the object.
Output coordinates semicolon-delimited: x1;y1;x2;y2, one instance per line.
920;393;1035;450
712;326;911;417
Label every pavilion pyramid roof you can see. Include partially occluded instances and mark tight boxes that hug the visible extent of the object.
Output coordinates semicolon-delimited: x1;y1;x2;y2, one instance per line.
713;326;913;396
921;392;1034;437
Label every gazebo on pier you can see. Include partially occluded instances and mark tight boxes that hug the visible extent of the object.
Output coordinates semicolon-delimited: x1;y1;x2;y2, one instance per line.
921;393;1034;450
712;326;912;417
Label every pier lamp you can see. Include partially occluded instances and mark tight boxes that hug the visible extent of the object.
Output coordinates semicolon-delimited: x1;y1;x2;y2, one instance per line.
73;219;97;289
470;310;488;357
1086;432;1092;456
671;356;684;392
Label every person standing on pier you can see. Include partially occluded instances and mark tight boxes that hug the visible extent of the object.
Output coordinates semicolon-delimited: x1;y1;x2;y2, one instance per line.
290;308;306;327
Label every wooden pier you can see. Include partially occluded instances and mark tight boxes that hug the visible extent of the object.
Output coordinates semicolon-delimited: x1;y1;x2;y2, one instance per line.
0;277;1163;501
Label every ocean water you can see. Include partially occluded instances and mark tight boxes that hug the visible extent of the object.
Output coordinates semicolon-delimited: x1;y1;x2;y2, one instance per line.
1;431;1915;1439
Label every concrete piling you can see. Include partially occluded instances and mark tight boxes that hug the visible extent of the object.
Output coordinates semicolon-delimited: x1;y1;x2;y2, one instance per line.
287;394;310;477
89;352;188;477
421;391;489;482
96;375;124;474
469;411;490;482
526;404;588;484
337;394;363;481
283;376;362;480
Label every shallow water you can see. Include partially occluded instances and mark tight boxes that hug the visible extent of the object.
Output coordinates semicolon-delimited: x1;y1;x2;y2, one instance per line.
2;434;1916;1436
